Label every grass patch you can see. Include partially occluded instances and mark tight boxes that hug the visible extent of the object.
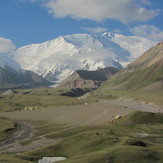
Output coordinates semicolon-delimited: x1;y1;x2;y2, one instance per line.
90;89;163;106
0;88;94;112
0;154;33;163
107;61;163;91
117;111;163;126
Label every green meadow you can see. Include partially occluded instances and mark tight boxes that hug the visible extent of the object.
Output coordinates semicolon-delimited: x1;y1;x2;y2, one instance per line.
0;88;93;112
16;112;163;163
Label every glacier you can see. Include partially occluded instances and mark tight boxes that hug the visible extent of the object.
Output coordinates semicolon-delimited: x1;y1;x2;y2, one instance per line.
0;52;21;71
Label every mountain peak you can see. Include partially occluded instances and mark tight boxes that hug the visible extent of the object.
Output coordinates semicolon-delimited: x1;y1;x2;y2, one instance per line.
101;32;115;37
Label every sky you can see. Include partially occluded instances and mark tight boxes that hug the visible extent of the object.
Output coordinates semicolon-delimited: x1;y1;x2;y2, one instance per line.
0;0;163;52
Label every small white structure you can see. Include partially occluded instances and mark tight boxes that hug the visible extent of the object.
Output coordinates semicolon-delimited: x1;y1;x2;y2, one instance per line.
38;157;66;163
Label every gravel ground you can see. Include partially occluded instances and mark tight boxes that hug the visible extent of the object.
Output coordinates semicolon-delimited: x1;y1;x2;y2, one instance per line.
0;122;32;149
0;122;60;154
0;137;60;154
109;98;163;113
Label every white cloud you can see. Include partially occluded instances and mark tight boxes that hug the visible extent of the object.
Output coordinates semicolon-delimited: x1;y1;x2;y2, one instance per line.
113;29;121;33
0;37;16;53
30;0;38;2
83;27;107;34
140;0;152;5
129;25;163;41
16;0;39;2
44;0;159;23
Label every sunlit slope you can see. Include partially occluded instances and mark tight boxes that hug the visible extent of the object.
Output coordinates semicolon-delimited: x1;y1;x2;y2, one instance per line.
101;42;163;92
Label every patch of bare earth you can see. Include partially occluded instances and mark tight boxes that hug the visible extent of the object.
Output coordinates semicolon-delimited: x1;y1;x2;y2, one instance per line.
109;98;163;113
0;121;61;154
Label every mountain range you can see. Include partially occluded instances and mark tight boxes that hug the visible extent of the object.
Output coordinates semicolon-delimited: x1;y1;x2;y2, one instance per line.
0;32;158;89
9;32;157;82
0;54;52;89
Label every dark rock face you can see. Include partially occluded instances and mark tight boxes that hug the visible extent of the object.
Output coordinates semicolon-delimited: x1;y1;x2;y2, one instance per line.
61;88;95;97
0;66;52;90
59;67;120;88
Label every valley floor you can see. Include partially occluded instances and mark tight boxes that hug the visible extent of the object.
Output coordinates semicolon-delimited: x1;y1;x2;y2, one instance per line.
0;100;130;153
0;97;163;163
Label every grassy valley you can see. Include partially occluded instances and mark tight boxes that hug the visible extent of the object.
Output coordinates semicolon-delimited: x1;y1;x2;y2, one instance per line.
0;88;162;163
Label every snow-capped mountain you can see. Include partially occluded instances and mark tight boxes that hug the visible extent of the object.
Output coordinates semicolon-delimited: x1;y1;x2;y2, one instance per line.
0;53;21;71
9;32;158;82
0;53;52;89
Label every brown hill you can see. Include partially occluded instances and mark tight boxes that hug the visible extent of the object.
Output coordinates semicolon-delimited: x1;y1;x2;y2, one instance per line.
58;67;120;88
1;89;17;95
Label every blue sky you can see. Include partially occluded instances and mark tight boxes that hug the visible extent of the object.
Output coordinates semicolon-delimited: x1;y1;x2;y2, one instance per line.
0;0;163;51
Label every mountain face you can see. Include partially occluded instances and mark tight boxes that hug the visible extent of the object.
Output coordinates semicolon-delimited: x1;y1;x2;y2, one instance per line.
102;42;163;92
0;53;21;71
0;66;52;89
9;32;157;82
0;54;52;89
59;67;119;88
